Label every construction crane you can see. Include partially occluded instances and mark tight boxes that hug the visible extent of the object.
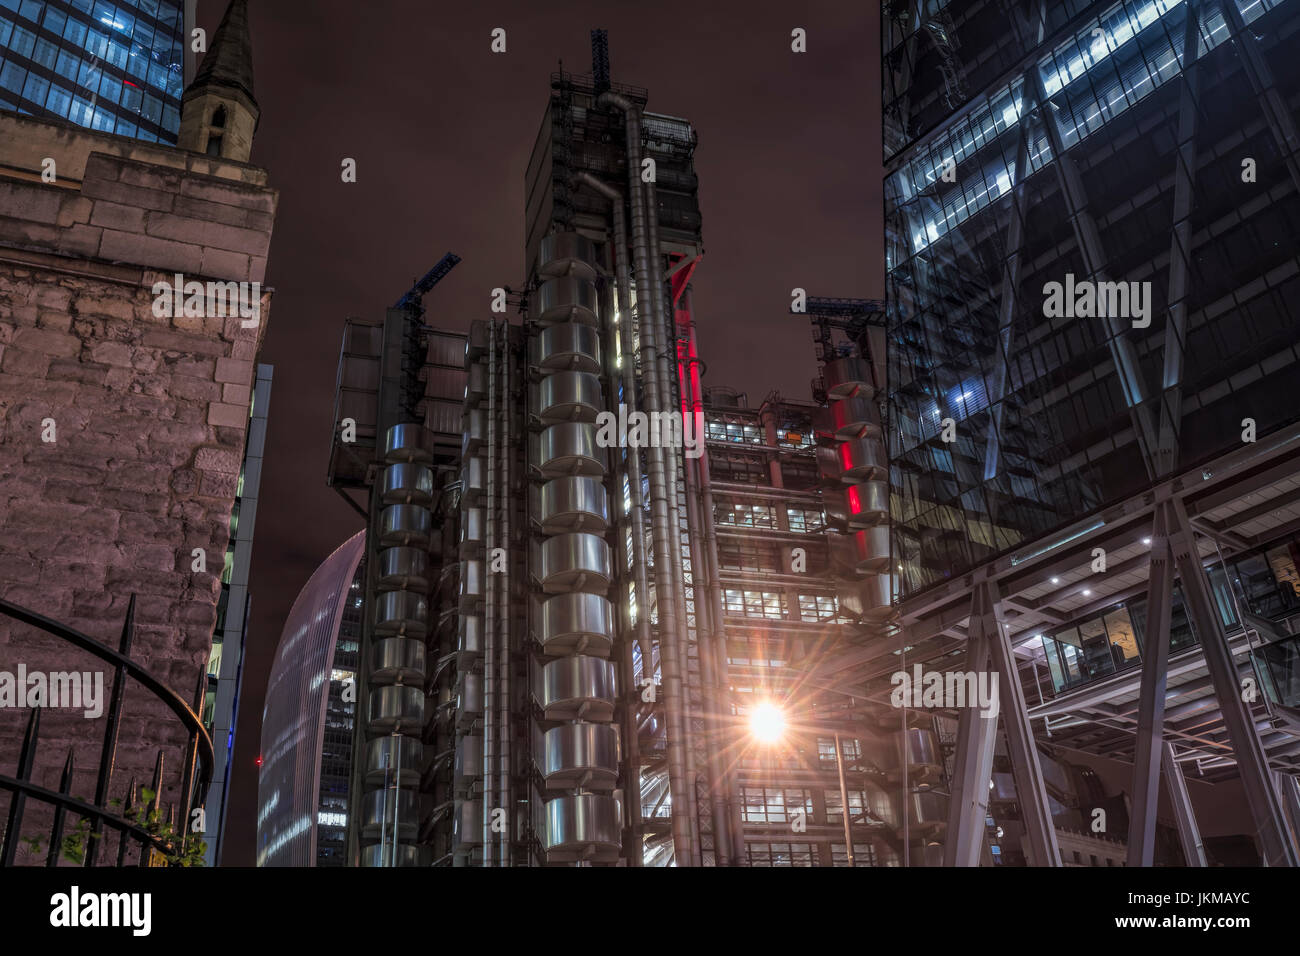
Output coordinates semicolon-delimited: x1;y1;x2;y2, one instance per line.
394;251;461;316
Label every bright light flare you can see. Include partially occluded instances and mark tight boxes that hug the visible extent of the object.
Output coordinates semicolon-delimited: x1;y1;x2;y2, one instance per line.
749;700;787;744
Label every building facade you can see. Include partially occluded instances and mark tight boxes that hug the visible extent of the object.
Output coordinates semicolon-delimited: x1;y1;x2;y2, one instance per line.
0;0;188;143
0;0;272;864
256;532;365;867
879;0;1300;865
203;360;270;865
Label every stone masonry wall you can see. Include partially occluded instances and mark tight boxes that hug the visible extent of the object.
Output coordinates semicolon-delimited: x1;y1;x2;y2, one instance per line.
0;112;276;858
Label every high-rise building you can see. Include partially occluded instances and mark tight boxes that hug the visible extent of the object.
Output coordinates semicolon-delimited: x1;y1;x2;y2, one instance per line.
879;0;1300;865
0;0;188;143
256;532;366;867
204;361;271;865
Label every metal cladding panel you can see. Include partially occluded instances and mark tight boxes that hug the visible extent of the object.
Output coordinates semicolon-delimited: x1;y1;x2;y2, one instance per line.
896;727;943;777
375;546;428;591
373;590;429;637
384;423;433;463
538;533;613;593
902;790;949;831
536;423;608;477
838;437;887;481
538;371;603;424
427;331;467;368
538;655;617;721
543;794;621;862
364;736;423;784
540;723;621;790
829;394;882;439
379;504;432;547
370;637;426;684
360;844;427;867
844;480;889;526
368;685;424;732
538;592;615;656
823;355;875;398
853;525;892;573
256;531;365;867
535;276;600;325
538;232;599;281
538;476;609;533
361;789;419;839
536;323;602;374
381;463;435;505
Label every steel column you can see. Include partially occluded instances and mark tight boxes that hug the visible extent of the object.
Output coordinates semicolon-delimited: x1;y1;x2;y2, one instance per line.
1155;0;1203;476
942;599;998;866
1162;740;1207;866
1170;498;1298;866
1127;502;1177;866
984;577;1061;866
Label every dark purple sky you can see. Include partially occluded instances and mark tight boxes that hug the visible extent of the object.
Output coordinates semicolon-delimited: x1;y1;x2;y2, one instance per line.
218;0;882;865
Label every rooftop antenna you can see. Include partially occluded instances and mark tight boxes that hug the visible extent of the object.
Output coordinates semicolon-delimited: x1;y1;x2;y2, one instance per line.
591;28;610;94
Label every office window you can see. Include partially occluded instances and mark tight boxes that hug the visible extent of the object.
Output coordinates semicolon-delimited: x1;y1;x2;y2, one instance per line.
741;787;812;825
723;589;784;620
746;842;815;867
786;506;825;533
798;593;837;622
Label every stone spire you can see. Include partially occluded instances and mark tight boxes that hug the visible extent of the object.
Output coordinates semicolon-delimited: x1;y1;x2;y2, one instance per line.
178;0;259;162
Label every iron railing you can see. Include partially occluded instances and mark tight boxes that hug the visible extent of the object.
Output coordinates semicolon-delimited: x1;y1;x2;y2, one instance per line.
0;595;213;866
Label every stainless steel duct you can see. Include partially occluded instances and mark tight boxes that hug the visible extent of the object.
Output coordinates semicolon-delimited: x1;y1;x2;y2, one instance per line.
543;794;622;862
537;476;609;533
571;170;655;674
537;371;603;423
538;655;618;721
535;276;600;325
541;723;621;790
536;422;607;477
538;592;616;656
642;134;703;865
599;90;694;864
363;423;436;867
535;322;602;374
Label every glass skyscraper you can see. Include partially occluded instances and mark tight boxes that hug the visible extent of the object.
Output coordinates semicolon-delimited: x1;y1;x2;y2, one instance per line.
0;0;185;143
883;0;1300;598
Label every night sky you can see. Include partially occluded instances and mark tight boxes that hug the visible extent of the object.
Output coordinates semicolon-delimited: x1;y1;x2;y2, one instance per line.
214;0;882;865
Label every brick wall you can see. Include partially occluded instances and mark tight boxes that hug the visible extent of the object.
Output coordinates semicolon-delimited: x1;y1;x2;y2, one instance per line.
0;112;277;858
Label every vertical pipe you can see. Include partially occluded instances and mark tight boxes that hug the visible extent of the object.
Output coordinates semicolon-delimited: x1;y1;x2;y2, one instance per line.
499;325;513;866
572;172;651;863
598;91;693;864
686;300;747;862
391;731;402;866
901;641;910;867
677;287;735;865
481;320;497;864
835;733;854;867
644;154;702;865
572;173;654;671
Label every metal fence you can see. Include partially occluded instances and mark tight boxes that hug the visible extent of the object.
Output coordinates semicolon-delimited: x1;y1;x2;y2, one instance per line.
0;595;213;866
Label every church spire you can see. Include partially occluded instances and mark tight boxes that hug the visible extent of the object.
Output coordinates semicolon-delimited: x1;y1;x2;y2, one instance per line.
178;0;259;162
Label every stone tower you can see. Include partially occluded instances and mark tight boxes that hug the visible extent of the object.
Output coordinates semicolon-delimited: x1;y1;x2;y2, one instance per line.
0;0;274;854
179;0;259;163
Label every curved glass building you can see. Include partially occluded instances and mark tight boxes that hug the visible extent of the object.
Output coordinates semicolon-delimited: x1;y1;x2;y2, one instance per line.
256;531;365;867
